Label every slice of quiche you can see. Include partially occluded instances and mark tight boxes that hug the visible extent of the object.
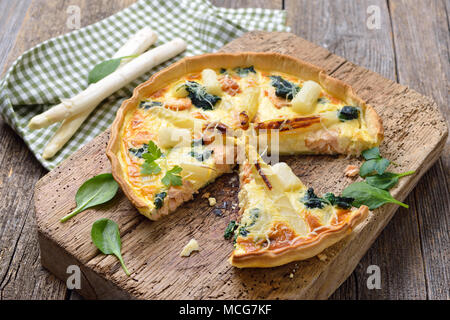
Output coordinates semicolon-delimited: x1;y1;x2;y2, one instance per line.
113;106;234;220
230;145;369;268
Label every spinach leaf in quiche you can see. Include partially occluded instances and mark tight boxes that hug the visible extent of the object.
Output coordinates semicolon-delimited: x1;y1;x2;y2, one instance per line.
129;144;148;158
234;66;256;77
269;75;300;100
139;100;163;110
301;188;326;209
338;106;359;121
224;220;238;240
154;192;167;210
323;192;354;209
185;81;221;110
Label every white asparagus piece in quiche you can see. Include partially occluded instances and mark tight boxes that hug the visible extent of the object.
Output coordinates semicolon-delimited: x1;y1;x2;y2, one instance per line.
291;80;322;114
201;68;223;96
41;28;158;159
28;38;187;130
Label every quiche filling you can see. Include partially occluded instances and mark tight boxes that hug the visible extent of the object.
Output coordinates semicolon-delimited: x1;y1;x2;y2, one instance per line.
108;55;382;268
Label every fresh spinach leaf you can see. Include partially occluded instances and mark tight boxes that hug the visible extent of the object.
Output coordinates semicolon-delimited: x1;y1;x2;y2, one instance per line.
91;218;130;276
341;181;408;210
154;192;167;209
162;165;183;187
88;55;138;84
60;173;119;222
224;220;237;240
365;171;415;190
359;158;390;177
362;147;382;160
269;75;300;100
338;106;359;121
185;81;221;110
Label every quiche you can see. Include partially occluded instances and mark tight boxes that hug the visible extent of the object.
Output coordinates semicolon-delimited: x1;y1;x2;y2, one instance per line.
231;142;368;268
107;52;383;267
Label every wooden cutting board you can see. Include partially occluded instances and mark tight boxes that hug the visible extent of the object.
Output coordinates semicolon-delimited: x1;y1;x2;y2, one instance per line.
34;31;448;300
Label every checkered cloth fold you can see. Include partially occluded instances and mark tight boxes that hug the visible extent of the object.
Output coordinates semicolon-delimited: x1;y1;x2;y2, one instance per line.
0;0;289;170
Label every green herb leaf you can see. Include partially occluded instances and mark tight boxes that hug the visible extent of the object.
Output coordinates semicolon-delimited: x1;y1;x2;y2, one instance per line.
162;166;183;187
224;220;237;239
365;171;415;190
341;181;408;210
141;161;162;175
359;158;390;177
60;173;119;222
140;141;162;175
91;218;130;276
142;141;162;162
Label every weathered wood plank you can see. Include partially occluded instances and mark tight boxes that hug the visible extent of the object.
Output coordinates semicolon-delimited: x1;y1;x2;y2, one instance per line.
388;0;450;300
0;0;31;74
285;0;428;300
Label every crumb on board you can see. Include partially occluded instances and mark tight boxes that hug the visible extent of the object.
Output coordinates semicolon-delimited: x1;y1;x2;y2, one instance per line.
180;239;200;257
344;165;359;177
317;253;327;261
208;197;217;206
289;273;294;279
202;192;210;199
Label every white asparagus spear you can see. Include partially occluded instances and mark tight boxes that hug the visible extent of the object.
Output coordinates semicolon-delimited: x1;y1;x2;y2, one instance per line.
29;38;187;131
42;28;158;159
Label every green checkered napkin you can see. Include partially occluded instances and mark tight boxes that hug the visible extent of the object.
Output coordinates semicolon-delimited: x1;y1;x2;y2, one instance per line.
0;0;289;170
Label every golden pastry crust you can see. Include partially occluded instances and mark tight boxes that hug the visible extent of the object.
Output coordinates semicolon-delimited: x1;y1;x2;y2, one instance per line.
230;205;369;268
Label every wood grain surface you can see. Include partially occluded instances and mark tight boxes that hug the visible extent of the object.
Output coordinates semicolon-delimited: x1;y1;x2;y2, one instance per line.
0;0;448;300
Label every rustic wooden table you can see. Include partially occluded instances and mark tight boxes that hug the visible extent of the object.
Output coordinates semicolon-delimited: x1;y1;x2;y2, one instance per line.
0;0;448;300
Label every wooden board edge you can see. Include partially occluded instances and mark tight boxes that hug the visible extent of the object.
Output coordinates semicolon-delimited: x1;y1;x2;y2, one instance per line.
38;230;134;300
